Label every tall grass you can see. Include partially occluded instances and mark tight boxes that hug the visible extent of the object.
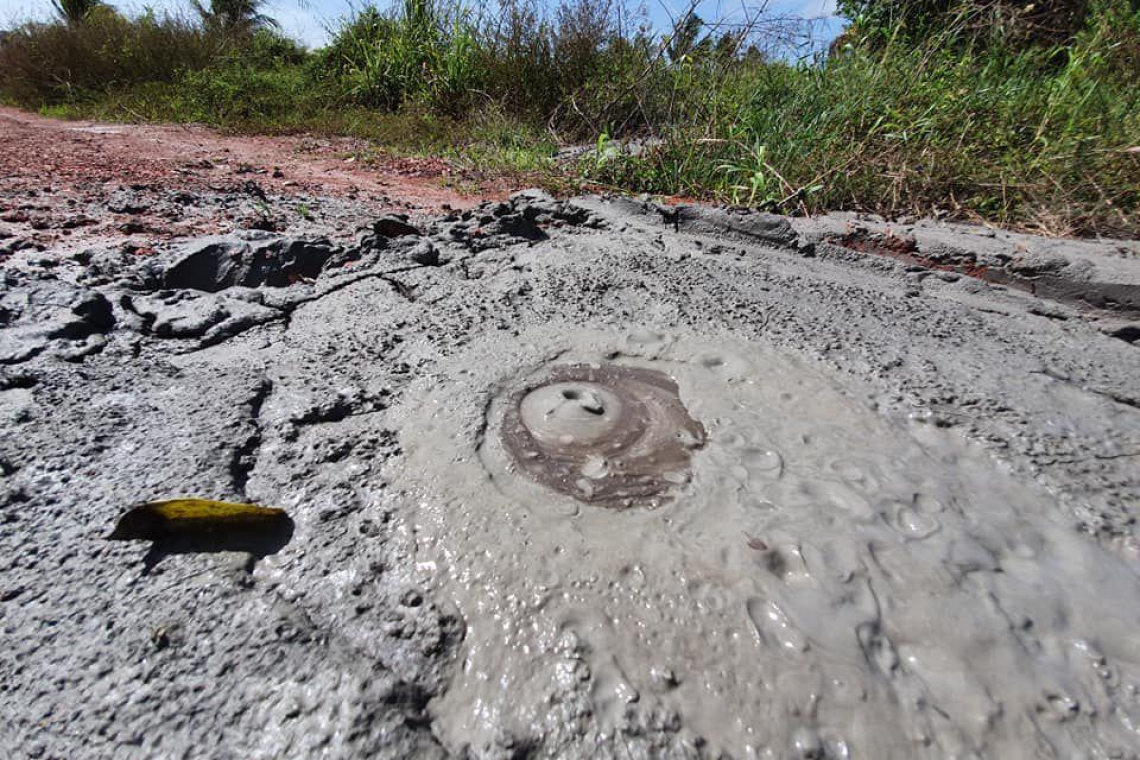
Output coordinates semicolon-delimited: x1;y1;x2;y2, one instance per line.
0;0;1136;235
0;8;223;104
308;0;482;114
307;0;714;136
588;0;1140;234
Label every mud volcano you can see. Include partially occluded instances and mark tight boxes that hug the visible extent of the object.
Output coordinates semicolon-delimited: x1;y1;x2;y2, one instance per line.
501;364;706;507
4;190;1140;760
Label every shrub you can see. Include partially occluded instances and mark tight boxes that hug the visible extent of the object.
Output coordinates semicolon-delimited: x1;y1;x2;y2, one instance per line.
176;64;310;125
837;0;1099;47
0;10;222;104
309;1;482;113
306;0;733;137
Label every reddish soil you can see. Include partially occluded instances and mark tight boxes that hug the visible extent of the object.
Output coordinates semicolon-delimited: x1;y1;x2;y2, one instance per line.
0;107;516;254
825;228;1034;295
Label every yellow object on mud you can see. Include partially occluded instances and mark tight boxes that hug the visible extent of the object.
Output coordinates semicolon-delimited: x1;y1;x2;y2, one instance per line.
108;498;290;541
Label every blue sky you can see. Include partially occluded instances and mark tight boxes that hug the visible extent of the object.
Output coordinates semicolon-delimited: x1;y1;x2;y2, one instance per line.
0;0;841;50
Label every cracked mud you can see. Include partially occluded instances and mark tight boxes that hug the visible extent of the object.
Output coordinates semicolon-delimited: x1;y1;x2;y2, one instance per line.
2;190;1139;760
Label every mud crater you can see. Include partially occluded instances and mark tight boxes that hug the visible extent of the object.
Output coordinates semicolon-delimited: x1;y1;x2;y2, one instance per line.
500;363;706;508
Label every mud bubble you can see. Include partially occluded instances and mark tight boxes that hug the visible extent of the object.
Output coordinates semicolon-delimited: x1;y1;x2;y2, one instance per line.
500;363;706;507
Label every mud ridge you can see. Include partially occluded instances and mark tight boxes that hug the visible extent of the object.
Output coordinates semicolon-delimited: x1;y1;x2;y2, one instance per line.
801;217;1140;333
230;377;274;500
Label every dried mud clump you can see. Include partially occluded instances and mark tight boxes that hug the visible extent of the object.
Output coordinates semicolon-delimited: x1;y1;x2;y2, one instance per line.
501;364;706;508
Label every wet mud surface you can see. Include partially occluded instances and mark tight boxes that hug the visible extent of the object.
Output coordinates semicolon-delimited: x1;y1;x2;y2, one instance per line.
501;363;706;508
2;190;1140;759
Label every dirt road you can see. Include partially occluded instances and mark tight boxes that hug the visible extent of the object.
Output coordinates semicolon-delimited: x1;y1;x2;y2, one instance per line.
0;107;511;256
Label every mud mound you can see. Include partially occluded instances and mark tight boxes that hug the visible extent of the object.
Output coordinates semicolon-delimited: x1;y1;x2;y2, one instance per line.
1;190;1139;760
500;363;706;507
798;215;1140;327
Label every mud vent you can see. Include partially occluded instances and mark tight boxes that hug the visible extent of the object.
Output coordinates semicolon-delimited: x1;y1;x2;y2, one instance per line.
501;364;706;508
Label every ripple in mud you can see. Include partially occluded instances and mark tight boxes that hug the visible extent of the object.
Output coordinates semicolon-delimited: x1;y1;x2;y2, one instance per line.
396;329;1140;759
501;364;706;508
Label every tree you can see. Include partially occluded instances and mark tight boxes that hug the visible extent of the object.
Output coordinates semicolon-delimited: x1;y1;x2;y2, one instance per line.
51;0;105;25
666;11;704;62
191;0;279;37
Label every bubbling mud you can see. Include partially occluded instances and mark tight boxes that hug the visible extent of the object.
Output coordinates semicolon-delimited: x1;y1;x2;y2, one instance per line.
501;364;706;508
394;327;1140;760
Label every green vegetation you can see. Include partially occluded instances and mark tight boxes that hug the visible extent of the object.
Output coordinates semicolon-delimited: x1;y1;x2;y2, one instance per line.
595;3;1140;234
51;0;105;25
191;0;280;37
1;0;1137;235
836;0;1096;47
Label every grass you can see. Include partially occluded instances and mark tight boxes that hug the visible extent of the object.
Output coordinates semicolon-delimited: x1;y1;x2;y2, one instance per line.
587;17;1140;235
1;0;1137;236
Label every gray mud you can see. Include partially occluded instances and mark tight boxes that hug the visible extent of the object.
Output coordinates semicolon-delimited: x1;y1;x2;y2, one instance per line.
1;192;1139;759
